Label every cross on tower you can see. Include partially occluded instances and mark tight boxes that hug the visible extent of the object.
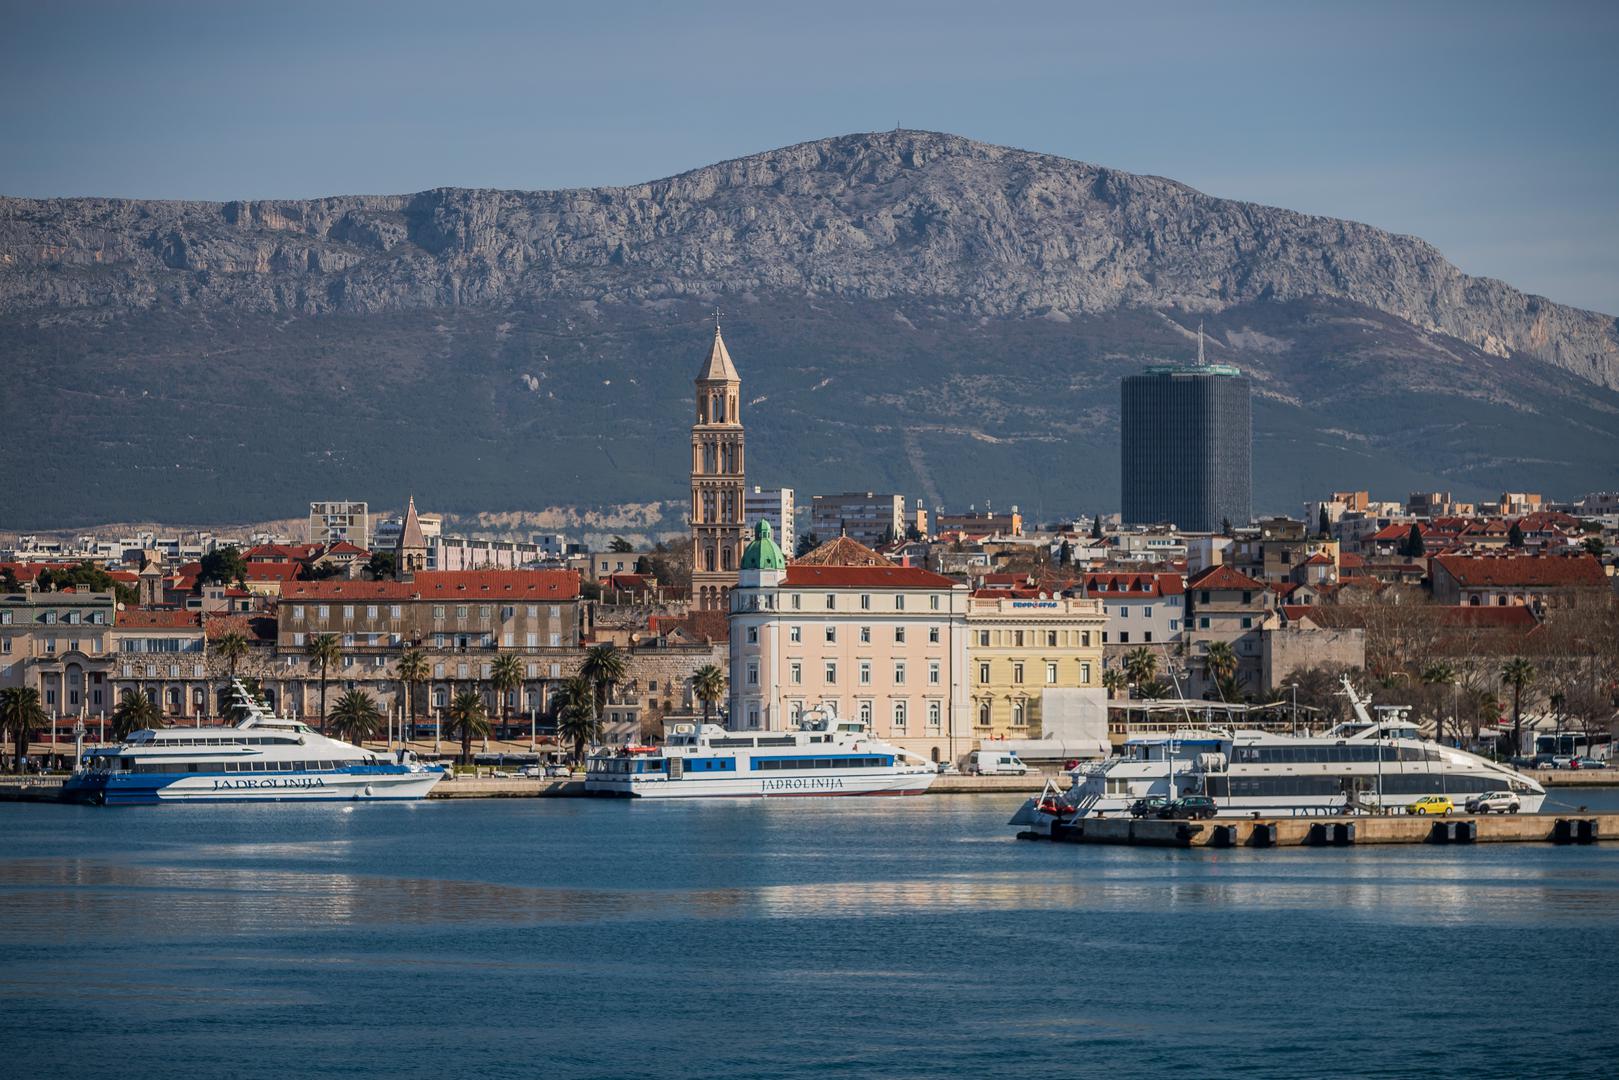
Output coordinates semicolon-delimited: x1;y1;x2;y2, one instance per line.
710;307;724;333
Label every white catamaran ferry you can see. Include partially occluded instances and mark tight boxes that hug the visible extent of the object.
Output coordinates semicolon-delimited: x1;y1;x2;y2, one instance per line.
585;706;937;798
1013;676;1544;825
63;680;445;805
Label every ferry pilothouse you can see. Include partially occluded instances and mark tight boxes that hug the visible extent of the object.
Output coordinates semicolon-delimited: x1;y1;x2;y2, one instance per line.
63;680;445;805
1012;676;1544;825
585;704;937;798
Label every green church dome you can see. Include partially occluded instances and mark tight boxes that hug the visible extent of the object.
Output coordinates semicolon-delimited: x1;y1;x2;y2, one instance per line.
741;519;786;572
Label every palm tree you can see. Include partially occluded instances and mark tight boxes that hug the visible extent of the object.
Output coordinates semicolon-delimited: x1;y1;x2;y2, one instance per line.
1499;656;1537;757
553;675;601;764
110;689;161;741
490;652;524;741
305;633;341;731
1100;667;1126;700
329;689;383;746
689;664;727;724
0;686;48;771
444;689;491;765
396;648;429;743
579;643;628;723
213;630;249;679
1135;678;1171;700
1421;662;1457;745
1122;647;1158;690
1205;641;1239;699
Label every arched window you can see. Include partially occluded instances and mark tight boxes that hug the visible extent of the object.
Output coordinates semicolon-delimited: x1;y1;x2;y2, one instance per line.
978;701;990;726
1012;700;1026;727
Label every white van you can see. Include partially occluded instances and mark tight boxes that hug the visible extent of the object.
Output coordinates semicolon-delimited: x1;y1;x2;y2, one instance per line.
967;750;1032;776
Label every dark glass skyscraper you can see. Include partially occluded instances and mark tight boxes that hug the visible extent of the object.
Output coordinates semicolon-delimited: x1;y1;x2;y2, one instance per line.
1121;362;1251;532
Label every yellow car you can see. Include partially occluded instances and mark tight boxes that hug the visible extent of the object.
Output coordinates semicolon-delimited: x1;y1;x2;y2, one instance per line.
1407;795;1454;816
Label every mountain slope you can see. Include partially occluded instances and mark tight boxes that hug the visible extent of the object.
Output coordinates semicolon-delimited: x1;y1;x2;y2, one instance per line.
1;130;1616;528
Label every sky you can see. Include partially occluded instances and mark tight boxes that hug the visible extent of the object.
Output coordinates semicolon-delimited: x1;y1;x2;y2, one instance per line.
4;0;1617;314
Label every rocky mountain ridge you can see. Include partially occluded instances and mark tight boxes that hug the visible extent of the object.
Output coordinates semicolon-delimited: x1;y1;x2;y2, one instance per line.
3;129;1615;389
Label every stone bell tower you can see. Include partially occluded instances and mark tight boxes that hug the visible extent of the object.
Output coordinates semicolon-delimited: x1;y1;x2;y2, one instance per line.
690;323;745;611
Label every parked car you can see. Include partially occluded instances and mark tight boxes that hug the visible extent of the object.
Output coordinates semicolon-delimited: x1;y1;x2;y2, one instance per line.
1465;791;1521;814
518;765;546;778
1156;796;1217;820
1129;795;1170;819
1407;795;1454;816
546;764;573;777
935;761;961;775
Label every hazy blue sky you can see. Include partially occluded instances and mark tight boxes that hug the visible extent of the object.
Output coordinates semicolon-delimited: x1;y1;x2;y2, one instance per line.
5;0;1616;313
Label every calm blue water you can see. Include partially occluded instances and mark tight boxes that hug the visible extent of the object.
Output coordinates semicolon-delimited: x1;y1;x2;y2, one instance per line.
3;788;1618;1080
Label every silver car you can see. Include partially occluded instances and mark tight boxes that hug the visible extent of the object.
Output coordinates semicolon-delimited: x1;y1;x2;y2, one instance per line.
1465;790;1521;814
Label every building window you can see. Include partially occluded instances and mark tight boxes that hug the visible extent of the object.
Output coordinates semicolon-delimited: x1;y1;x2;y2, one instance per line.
930;595;940;611
1080;662;1092;683
825;626;836;644
1046;630;1058;647
1145;632;1154;643
977;630;990;647
895;595;905;611
1241;617;1253;629
895;627;906;644
1046;663;1057;685
342;605;354;620
1012;700;1026;727
789;625;801;643
1200;591;1210;604
1144;605;1153;618
790;663;802;685
978;662;990;684
977;702;991;727
893;701;907;727
929;627;940;644
791;594;801;610
317;605;329;619
1013;662;1024;683
860;626;871;644
746;626;759;644
291;606;304;621
859;661;872;685
1199;618;1210;630
894;662;906;685
366;605;378;619
747;662;758;686
860;594;871;610
1119;632;1130;644
927;701;941;727
1081;631;1091;647
826;594;836;610
824;662;837;683
929;661;940;685
1242;592;1252;604
858;700;873;726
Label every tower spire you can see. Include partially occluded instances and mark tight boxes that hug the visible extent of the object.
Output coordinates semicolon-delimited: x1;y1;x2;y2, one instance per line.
1197;320;1205;367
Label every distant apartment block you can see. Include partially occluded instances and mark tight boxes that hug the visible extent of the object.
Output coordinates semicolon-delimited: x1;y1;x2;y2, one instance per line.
810;492;905;547
308;501;369;548
745;486;796;556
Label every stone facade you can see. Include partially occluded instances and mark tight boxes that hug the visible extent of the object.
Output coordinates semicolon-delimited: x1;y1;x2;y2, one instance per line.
966;593;1106;740
691;327;746;610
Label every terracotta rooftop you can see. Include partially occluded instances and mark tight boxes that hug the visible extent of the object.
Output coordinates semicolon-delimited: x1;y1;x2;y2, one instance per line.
116;608;202;629
1432;554;1606;589
783;565;959;589
282;569;581;600
1186;564;1267;591
793;535;895;567
1081;571;1185;598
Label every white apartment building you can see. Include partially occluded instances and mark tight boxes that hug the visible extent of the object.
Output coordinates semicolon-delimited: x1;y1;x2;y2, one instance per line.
809;492;905;548
744;486;795;556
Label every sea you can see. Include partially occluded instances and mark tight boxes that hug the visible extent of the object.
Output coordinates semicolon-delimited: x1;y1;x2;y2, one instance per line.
3;788;1617;1080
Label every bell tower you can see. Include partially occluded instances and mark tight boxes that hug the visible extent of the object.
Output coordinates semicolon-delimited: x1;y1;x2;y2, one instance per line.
691;321;745;611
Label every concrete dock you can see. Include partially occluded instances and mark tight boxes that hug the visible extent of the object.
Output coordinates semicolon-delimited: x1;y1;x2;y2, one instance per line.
1020;813;1618;848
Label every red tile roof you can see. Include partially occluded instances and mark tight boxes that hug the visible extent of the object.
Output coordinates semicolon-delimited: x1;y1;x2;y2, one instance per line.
244;561;303;581
281;569;581;600
1186;564;1267;591
1081;572;1184;598
116;608;202;629
783;565;958;589
1432;554;1606;589
322;541;370;555
246;544;320;562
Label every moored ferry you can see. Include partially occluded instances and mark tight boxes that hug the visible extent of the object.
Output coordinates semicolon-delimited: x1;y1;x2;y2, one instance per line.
63;680;445;805
1013;676;1544;825
585;706;937;798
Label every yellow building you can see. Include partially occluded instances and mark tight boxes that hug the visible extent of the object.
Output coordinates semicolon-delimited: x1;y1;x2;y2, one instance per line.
966;592;1106;740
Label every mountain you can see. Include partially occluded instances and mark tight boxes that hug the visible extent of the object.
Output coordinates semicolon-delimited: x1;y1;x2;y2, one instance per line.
2;129;1616;529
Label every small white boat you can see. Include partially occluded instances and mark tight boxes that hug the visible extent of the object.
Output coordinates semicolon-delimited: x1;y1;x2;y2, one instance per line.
585;706;936;798
63;680;445;805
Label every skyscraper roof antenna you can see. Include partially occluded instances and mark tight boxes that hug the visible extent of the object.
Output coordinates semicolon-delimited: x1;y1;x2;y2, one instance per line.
1197;320;1205;367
